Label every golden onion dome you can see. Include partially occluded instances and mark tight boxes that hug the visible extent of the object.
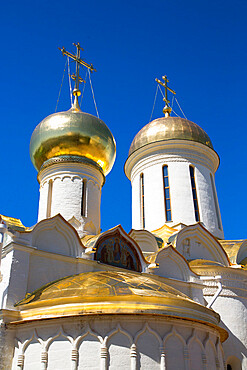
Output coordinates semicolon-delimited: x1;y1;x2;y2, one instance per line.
30;105;116;175
129;116;213;156
14;270;228;341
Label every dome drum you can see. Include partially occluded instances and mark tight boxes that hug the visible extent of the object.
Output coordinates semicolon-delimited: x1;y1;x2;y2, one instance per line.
39;155;105;179
125;115;223;239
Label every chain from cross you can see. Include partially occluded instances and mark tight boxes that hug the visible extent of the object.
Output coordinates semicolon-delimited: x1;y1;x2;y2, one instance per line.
155;75;176;105
59;42;96;97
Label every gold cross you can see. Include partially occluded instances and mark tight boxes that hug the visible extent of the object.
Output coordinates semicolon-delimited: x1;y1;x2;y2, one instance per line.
71;73;85;86
155;75;176;105
59;42;96;98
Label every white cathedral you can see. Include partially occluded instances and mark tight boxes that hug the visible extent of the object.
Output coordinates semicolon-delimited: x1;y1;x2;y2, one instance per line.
0;45;246;370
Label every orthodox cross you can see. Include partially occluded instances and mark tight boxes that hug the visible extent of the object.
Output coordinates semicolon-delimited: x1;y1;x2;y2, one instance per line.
155;75;176;116
59;42;96;98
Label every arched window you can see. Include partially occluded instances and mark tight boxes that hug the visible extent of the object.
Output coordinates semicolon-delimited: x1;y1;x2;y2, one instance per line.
81;179;87;217
162;165;172;221
210;173;222;230
189;166;200;222
46;179;53;218
140;173;145;229
226;355;242;370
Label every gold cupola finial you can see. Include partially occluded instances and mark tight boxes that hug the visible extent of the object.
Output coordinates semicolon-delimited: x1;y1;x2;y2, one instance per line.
155;75;176;117
59;42;97;111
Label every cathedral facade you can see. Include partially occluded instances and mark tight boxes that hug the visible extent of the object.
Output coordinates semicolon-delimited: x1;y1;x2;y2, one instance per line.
0;48;246;370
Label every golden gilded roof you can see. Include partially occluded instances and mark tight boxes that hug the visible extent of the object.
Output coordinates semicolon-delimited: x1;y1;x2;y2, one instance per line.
30;107;116;175
219;240;246;264
189;259;225;267
128;116;213;156
14;270;225;336
152;223;178;245
0;215;26;231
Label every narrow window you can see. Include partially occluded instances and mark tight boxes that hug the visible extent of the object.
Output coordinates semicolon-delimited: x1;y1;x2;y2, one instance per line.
81;179;87;217
140;173;145;228
189;166;200;222
46;179;53;218
163;165;172;221
210;173;222;230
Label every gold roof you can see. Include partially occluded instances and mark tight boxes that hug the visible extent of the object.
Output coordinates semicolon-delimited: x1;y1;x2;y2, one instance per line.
0;214;26;231
128;116;213;156
16;270;189;305
189;259;225;267
219;240;246;264
14;270;225;336
152;223;178;245
30;107;116;175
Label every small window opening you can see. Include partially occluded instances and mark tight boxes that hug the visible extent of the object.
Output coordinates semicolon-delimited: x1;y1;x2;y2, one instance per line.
46;179;53;218
189;166;200;222
81;179;87;217
210;173;222;230
140;173;145;229
163;165;172;221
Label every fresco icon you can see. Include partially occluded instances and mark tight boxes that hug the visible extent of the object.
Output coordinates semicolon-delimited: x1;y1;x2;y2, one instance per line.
95;233;141;272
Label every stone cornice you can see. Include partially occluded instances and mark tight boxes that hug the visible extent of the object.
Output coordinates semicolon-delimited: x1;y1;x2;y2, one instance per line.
38;155;105;186
125;140;219;180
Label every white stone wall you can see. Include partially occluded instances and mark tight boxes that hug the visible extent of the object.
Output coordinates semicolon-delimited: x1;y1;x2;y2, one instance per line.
38;162;104;236
216;295;247;369
1;242;205;311
201;268;247;370
0;249;30;310
126;140;224;239
0;319;15;370
9;315;224;370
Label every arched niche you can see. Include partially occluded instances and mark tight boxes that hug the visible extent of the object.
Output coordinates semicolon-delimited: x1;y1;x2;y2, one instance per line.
174;223;229;266
94;227;143;272
205;339;217;370
31;214;84;257
108;331;131;370
164;332;185;370
135;327;161;369
47;336;71;370
152;245;196;281
23;338;41;370
78;333;100;369
188;337;204;370
129;229;159;254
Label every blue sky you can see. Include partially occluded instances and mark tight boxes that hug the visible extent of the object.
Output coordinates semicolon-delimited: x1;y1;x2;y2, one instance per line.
0;0;246;240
